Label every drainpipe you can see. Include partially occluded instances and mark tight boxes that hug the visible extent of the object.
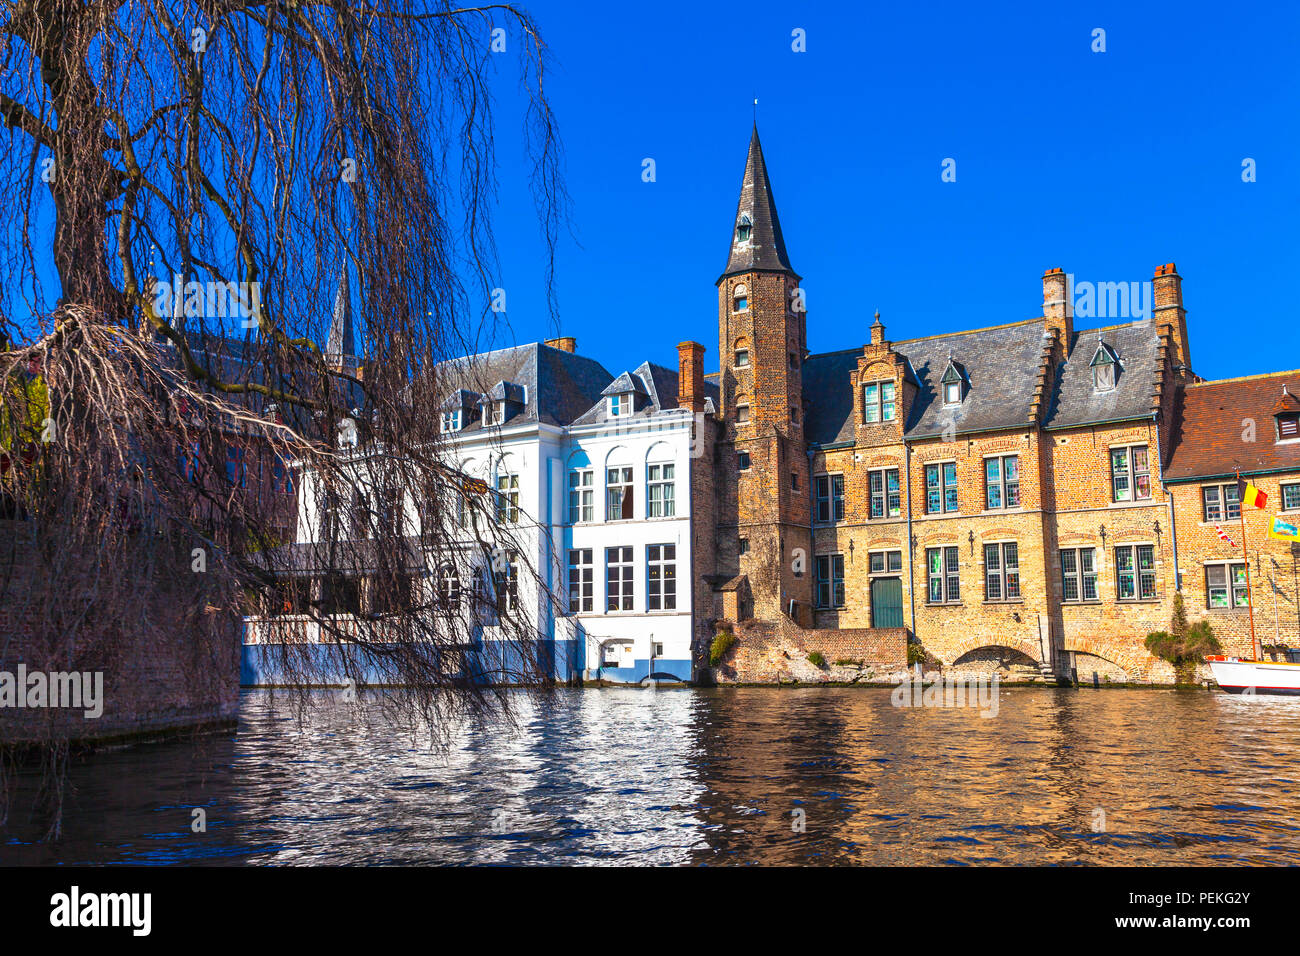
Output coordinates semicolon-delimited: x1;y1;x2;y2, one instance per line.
688;417;696;683
904;437;917;644
807;447;816;626
1154;411;1179;592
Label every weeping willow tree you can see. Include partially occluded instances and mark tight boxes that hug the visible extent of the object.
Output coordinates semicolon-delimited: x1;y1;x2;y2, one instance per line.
0;0;569;833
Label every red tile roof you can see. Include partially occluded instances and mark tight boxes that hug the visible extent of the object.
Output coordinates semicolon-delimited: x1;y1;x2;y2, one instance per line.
1164;371;1300;481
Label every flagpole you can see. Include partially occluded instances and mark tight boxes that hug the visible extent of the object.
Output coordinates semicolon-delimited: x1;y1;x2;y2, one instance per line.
1238;470;1260;660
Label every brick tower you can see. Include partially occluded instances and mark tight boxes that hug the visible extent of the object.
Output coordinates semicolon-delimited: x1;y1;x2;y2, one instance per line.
716;126;812;621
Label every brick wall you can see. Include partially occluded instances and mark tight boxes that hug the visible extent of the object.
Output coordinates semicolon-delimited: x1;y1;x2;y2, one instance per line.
711;617;908;684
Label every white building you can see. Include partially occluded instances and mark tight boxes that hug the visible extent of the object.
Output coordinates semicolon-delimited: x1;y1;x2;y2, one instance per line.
242;337;715;686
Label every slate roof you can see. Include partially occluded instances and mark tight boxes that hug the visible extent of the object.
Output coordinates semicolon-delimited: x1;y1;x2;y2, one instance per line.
1040;320;1162;430
719;125;796;281
1164;371;1300;481
600;370;648;397
802;319;1051;445
801;317;1169;446
436;342;613;433
572;360;710;426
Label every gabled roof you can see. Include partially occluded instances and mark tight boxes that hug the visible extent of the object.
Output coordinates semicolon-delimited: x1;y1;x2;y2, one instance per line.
719;125;796;281
802;320;1050;445
1165;371;1300;481
574;360;699;426
434;342;612;433
600;370;648;397
440;388;480;411
1041;320;1161;430
486;380;526;404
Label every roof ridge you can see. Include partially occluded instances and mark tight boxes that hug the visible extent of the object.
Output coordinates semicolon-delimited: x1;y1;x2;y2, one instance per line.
1187;369;1300;388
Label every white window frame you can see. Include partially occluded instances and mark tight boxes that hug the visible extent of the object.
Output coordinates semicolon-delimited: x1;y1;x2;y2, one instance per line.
605;546;634;612
495;473;519;524
647;544;677;611
606;465;634;521
568;548;593;613
647;462;675;518
568;469;594;524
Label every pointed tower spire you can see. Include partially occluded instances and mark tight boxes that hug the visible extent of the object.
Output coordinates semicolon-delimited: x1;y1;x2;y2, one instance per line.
326;260;354;367
720;125;796;281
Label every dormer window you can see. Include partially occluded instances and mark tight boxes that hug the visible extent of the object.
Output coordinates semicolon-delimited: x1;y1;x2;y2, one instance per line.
736;215;752;242
1274;386;1300;441
491;402;505;425
733;284;749;313
441;409;462;433
609;393;631;417
1090;343;1117;392
940;359;965;405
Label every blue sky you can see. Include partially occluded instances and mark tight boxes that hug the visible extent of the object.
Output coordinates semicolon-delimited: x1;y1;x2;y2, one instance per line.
487;0;1299;382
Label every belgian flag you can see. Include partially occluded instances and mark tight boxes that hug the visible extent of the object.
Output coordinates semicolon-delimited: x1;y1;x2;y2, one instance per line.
1238;477;1268;510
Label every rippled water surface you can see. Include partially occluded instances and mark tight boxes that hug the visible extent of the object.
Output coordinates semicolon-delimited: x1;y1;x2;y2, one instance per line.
6;687;1300;865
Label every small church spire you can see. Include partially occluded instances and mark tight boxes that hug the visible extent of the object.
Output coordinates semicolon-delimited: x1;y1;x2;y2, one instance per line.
719;125;796;282
326;259;355;369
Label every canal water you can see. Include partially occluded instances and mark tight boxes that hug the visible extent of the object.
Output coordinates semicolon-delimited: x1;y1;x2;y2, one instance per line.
5;686;1300;865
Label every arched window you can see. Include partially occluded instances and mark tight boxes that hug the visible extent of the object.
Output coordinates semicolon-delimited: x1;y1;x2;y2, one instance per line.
736;214;752;243
567;450;594;524
605;446;634;520
437;564;461;611
735;392;751;425
646;443;676;518
733;336;750;368
733;284;749;313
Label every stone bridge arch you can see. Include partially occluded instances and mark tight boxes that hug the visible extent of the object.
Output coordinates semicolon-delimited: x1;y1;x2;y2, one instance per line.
1059;636;1158;680
940;634;1044;667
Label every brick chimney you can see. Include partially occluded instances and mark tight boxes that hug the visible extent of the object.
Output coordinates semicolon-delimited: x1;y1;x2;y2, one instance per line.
677;341;706;412
1152;263;1191;374
544;336;576;353
1042;267;1072;345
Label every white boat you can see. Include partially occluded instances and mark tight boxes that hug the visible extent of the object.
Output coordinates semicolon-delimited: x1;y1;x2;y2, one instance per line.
1207;653;1300;696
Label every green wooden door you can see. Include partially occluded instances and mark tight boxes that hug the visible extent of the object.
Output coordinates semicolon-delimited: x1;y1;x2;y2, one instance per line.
871;577;904;628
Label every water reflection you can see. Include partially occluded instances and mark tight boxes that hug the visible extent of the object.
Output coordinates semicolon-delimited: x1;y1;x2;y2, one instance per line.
4;687;1300;865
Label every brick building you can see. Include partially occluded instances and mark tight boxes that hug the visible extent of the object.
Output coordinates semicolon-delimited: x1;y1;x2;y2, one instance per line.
701;126;1285;684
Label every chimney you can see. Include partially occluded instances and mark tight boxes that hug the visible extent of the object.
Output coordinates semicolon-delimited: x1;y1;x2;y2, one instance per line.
544;336;576;353
1153;263;1191;373
677;341;706;413
1042;267;1072;345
